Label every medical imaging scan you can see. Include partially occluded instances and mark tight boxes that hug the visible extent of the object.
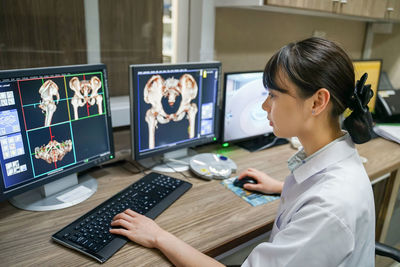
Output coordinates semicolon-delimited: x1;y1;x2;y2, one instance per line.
132;64;220;157
38;80;60;127
223;72;273;142
35;139;72;164
143;74;199;149
69;76;103;120
0;70;109;189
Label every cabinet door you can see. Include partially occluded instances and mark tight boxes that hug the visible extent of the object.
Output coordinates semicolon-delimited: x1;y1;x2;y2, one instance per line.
265;0;337;12
362;0;388;18
338;0;363;16
339;0;387;18
386;0;400;21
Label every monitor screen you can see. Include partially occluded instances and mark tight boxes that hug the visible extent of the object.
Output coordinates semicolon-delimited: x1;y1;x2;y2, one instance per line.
353;60;382;113
222;71;272;143
0;64;114;202
130;62;221;160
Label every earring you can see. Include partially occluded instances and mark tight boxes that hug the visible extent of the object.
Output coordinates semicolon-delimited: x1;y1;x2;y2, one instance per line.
312;110;315;115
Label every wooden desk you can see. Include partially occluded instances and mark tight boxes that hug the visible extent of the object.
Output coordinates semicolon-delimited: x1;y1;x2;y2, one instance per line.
0;137;399;266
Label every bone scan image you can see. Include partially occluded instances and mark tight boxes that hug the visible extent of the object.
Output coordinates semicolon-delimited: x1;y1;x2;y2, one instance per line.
0;64;114;211
130;62;221;172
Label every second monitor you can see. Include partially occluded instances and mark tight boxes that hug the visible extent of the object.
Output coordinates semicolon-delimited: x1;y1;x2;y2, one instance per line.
129;62;221;171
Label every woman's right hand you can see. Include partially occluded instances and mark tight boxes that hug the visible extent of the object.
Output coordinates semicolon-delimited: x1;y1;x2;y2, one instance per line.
238;168;283;194
110;209;166;248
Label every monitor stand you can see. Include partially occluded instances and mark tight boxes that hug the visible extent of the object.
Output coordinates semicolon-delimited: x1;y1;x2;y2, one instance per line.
138;148;197;172
9;173;97;211
236;133;289;152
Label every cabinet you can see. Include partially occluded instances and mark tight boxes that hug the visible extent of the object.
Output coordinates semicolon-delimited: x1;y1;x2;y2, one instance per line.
386;0;400;20
265;0;337;13
265;0;388;19
339;0;387;19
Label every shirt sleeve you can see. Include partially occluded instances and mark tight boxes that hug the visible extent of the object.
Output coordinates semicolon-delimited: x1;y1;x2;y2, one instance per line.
242;204;355;267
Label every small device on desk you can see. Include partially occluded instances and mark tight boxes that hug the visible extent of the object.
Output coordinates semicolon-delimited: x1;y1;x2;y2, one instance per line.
374;70;399;122
233;176;257;188
189;153;237;180
232;177;267;195
52;172;192;263
375;89;400;122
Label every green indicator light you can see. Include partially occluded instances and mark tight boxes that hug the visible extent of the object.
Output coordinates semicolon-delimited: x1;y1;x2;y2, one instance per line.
84;159;89;163
110;155;114;159
222;143;229;147
213;137;217;141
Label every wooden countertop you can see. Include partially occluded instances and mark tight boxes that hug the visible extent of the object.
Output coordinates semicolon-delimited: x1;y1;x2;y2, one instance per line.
0;136;399;266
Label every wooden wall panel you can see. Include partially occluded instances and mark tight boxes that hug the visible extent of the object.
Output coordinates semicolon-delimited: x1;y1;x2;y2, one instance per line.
0;0;87;70
99;0;163;96
0;0;163;97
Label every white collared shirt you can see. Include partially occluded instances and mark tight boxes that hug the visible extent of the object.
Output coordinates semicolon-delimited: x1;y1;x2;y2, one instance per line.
242;133;375;267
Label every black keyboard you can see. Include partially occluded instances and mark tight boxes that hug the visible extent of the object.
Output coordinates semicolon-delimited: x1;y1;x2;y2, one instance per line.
52;172;192;263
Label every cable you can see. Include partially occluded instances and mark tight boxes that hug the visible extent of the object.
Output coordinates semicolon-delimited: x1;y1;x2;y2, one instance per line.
120;160;142;174
162;157;189;166
122;157;193;182
162;161;192;182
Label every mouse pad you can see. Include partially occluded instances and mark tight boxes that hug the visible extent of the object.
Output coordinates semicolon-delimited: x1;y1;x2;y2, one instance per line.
221;177;280;206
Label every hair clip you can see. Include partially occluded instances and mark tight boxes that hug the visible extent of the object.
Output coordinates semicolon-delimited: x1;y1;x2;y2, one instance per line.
352;73;373;114
343;72;374;144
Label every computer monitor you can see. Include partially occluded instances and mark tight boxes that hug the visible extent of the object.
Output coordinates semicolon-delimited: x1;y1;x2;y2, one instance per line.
353;60;382;113
129;62;221;172
222;71;280;152
0;64;114;211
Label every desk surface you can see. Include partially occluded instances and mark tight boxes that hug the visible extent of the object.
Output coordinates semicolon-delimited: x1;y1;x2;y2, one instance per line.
0;137;399;266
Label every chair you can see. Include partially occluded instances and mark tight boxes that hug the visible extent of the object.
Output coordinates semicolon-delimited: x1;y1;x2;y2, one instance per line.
376;241;400;262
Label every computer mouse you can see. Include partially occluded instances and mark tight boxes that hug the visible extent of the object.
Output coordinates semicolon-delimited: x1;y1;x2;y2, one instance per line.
233;176;257;188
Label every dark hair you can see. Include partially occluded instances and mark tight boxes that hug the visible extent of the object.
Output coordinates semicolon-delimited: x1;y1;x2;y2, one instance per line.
263;37;373;144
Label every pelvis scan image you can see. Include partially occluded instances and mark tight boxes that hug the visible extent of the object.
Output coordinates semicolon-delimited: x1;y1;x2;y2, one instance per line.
143;74;198;149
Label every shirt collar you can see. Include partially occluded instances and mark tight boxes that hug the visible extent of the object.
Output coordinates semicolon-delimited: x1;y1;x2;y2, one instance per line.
287;132;356;184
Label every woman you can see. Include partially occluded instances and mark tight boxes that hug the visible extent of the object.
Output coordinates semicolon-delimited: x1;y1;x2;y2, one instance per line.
110;37;375;267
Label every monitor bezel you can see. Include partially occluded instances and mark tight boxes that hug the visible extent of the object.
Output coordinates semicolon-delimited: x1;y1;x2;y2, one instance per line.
0;63;115;201
352;59;382;113
129;61;221;160
221;70;273;144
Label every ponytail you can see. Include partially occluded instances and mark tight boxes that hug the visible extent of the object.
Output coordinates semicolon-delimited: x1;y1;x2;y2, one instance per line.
343;73;374;144
263;38;375;144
